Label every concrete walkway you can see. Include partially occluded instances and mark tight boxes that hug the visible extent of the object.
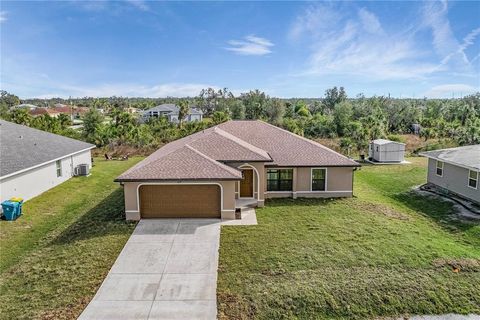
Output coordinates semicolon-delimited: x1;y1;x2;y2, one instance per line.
79;219;221;320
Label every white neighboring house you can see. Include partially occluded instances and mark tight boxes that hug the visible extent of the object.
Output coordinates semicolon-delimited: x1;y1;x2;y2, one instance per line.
420;145;480;204
0;120;95;205
141;104;203;123
368;139;405;163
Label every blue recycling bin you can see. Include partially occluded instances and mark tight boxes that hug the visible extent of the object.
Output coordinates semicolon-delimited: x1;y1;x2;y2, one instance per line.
1;201;19;221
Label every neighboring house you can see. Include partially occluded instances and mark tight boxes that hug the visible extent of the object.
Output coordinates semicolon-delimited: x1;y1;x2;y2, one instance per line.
420;145;480;204
368;139;405;163
29;107;61;118
115;120;360;220
52;105;89;119
0;120;95;204
141;104;203;123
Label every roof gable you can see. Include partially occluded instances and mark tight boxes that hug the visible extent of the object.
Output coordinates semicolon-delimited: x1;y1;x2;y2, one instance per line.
116;145;242;181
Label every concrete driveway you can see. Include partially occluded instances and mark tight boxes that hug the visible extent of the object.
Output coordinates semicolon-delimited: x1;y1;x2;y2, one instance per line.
79;219;221;320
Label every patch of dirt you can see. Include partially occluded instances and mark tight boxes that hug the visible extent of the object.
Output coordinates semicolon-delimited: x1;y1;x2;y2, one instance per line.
37;296;90;320
433;258;480;272
217;292;256;320
353;200;410;220
414;187;480;221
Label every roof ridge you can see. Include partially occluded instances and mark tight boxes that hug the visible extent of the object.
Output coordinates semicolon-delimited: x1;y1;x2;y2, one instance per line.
254;120;358;165
184;145;242;177
213;127;271;160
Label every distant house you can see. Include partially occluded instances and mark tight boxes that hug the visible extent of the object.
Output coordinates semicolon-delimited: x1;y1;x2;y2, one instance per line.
368;139;405;163
52;105;89;119
141;104;203;123
420;145;480;204
29;107;61;118
0;120;95;203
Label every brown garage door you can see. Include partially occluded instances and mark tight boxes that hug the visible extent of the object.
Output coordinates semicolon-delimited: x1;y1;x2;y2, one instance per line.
139;184;221;218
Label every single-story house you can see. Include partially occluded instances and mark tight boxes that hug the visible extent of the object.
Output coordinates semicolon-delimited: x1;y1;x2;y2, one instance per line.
0;120;95;204
115;120;360;220
368;139;405;163
141;104;203;123
420;145;480;204
52;105;89;119
29;107;61;118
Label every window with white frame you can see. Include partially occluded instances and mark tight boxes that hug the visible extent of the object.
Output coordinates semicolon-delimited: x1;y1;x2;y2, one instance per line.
436;160;443;176
56;160;62;177
311;168;326;191
468;170;478;189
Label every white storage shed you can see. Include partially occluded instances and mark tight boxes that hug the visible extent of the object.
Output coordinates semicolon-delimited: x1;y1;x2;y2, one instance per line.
368;139;405;163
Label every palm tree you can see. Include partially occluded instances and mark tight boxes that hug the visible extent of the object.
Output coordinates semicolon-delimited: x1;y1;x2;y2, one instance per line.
177;100;190;128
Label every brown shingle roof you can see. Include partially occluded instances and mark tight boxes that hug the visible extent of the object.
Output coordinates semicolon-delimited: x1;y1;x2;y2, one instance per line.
117;145;242;181
218;121;358;167
116;120;358;182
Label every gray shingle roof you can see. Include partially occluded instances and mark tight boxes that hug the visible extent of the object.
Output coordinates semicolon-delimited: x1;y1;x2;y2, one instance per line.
420;145;480;171
144;104;203;115
116;120;358;182
0;120;95;178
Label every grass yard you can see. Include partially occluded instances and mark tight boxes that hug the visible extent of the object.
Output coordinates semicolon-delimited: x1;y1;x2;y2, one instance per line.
0;157;143;320
217;158;480;320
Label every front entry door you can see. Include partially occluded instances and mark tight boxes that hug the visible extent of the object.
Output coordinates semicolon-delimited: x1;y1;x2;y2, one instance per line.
240;169;254;198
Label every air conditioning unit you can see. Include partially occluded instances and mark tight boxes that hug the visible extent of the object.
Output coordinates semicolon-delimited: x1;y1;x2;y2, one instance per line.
75;164;90;176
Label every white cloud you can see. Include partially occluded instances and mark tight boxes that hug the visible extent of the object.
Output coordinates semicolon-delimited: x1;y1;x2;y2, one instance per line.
288;4;341;40
0;11;7;23
290;4;438;80
358;8;383;35
423;84;479;98
225;35;274;56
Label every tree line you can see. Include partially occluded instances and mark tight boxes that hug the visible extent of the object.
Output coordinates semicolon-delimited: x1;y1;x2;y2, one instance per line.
1;88;479;156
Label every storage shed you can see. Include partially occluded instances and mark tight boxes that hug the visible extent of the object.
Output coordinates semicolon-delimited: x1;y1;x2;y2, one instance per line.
368;139;405;163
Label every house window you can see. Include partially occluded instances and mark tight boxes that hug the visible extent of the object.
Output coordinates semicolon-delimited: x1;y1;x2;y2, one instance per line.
312;168;327;191
56;160;62;177
267;169;293;191
436;160;443;177
376;146;379;152
468;170;478;189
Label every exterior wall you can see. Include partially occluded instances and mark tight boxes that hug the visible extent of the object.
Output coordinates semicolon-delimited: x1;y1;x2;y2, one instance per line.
264;166;354;199
0;150;92;203
123;180;237;220
188;114;202;122
370;142;405;162
427;159;480;203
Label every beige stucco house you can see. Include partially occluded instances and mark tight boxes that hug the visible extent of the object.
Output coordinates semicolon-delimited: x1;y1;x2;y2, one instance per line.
115;120;360;220
0;120;95;204
420;145;480;204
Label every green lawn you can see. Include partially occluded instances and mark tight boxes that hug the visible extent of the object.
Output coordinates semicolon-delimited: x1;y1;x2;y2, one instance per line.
0;157;143;320
217;158;480;320
1;157;478;320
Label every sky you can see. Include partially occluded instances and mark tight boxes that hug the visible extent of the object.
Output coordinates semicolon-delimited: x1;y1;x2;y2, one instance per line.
1;1;479;99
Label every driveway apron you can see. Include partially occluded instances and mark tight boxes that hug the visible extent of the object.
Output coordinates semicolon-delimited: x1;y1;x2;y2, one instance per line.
79;219;220;320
